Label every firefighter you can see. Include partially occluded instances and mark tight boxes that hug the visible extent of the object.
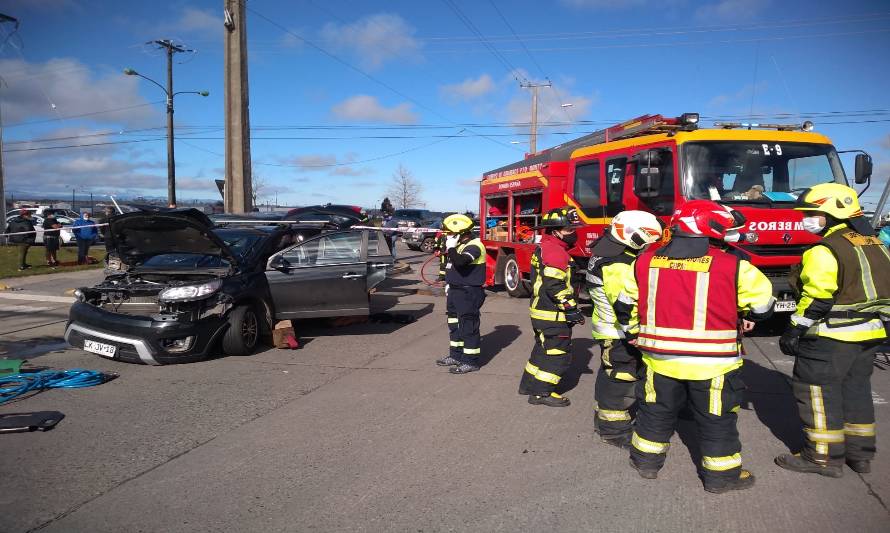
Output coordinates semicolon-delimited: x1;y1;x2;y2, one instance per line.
586;210;663;447
435;222;448;282
435;214;487;374
519;207;585;407
621;200;775;493
775;183;890;477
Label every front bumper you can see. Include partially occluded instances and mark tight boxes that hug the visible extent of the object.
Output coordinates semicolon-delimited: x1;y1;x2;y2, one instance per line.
65;301;227;365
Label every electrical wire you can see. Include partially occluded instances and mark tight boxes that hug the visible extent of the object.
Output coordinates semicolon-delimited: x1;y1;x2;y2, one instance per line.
0;369;111;405
441;0;524;82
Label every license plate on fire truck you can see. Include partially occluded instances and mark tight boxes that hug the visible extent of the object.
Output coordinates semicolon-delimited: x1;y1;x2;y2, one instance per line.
774;300;797;312
84;339;117;358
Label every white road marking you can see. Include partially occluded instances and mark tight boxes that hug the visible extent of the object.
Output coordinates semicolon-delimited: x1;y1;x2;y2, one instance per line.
0;304;53;313
0;292;73;304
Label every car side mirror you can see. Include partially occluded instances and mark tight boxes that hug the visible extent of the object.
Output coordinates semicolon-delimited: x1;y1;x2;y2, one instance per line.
633;149;666;199
268;255;290;272
854;153;872;185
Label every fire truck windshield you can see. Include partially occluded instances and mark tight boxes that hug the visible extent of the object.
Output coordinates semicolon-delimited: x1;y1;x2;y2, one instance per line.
682;141;846;203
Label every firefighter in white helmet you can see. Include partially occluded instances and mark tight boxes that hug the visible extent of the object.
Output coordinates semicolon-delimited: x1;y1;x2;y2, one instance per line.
585;210;663;448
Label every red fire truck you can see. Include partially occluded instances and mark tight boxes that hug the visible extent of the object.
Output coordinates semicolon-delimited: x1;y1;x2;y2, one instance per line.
479;113;873;312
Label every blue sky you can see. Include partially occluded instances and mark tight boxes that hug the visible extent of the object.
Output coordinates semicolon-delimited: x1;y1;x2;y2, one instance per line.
2;0;889;212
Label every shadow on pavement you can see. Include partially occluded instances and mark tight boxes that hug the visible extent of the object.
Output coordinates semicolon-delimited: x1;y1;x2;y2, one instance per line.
0;336;69;361
479;325;521;367
741;358;805;452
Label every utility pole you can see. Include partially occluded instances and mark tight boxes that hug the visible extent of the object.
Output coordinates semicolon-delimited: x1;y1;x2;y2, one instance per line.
0;13;18;242
224;0;253;214
520;81;551;155
153;39;191;207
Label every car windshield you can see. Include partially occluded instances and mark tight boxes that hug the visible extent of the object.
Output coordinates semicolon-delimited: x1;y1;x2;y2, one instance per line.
138;231;264;269
682;141;846;203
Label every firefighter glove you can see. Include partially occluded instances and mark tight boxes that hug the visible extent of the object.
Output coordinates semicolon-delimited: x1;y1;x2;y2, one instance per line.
779;324;808;356
445;235;459;250
565;307;585;326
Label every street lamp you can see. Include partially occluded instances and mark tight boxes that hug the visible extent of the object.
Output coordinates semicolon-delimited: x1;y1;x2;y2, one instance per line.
124;67;208;206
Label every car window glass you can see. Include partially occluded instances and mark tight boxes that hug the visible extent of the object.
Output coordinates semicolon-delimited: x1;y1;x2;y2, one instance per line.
369;231;391;255
573;161;601;217
283;232;362;266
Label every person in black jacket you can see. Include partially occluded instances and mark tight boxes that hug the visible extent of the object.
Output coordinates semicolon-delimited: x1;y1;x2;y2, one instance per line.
42;210;62;267
5;210;37;270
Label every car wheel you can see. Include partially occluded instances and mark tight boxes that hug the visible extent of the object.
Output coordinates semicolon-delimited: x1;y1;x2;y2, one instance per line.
420;237;436;254
222;305;259;356
502;254;530;297
406;244;420;251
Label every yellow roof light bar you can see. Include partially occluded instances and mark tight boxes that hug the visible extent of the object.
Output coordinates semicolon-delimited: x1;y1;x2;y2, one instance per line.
713;120;815;132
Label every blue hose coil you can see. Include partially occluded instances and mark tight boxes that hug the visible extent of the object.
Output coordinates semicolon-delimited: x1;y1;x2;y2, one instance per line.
0;369;107;404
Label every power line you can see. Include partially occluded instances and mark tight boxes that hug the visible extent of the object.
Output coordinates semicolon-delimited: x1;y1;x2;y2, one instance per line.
245;4;521;153
441;0;525;82
3;101;165;128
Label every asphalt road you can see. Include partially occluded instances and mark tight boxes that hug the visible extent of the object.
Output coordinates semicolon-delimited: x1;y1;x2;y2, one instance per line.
0;245;888;532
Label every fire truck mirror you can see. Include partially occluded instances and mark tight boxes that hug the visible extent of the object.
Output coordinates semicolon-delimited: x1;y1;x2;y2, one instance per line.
854;153;872;185
633;149;667;199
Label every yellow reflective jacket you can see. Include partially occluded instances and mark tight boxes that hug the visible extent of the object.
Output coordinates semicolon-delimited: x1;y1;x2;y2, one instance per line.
586;250;637;340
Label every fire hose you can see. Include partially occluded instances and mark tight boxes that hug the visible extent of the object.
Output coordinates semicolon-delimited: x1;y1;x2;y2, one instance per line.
420;252;445;287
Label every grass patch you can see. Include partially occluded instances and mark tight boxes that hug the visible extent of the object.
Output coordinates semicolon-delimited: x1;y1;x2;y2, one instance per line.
0;244;104;279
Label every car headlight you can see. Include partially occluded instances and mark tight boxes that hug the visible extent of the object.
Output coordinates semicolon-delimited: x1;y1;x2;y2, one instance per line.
159;279;223;301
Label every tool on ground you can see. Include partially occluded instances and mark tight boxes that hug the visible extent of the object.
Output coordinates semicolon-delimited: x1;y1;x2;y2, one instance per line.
0;369;116;404
0;411;65;433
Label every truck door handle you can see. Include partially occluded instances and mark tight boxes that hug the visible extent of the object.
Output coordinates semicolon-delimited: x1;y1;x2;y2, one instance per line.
370;263;389;268
342;273;363;279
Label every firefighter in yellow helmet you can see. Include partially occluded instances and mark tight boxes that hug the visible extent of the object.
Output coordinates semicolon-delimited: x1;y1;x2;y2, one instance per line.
519;207;585;407
586;210;663;448
775;183;890;477
435;214;487;374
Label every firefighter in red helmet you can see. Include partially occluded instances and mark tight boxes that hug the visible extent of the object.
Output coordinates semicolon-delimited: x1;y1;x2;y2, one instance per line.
618;200;775;493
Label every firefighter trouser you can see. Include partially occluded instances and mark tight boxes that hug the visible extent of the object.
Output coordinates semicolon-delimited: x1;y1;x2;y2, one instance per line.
445;285;485;365
594;340;642;439
520;324;572;396
792;337;879;464
631;367;746;484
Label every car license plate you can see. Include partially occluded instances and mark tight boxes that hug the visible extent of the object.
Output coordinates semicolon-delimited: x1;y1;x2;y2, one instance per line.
774;300;797;312
84;339;117;358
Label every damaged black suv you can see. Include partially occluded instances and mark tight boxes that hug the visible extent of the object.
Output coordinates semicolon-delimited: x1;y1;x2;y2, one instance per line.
65;209;392;364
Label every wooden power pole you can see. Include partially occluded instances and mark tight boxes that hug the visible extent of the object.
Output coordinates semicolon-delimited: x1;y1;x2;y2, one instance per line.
520;80;551;155
224;0;252;213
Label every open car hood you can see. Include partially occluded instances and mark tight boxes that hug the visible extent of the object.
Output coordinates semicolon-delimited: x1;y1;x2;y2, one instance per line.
108;209;238;265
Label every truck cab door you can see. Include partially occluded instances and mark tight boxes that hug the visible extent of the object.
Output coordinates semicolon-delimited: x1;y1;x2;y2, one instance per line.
265;230;371;319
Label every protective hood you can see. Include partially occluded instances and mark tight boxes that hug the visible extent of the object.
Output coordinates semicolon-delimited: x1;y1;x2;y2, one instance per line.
660;236;710;259
108;209;237;265
589;233;627;258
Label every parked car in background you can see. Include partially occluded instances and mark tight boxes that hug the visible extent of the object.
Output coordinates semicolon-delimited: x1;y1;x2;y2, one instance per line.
283;204;368;229
403;217;443;253
66;209;393;365
5;213;76;245
386;209;434;229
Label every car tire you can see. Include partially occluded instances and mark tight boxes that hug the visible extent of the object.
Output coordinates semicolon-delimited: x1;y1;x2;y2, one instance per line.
406;244;420;251
222;305;259;356
502;254;530;297
420;237;436;253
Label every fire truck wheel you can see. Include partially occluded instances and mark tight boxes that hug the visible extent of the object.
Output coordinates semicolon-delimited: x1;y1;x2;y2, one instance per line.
502;254;530;297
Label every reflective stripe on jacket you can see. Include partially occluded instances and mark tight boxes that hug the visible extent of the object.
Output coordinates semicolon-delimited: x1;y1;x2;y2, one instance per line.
530;234;576;325
445;237;486;286
791;224;890;342
631;247;773;380
587;250;636;340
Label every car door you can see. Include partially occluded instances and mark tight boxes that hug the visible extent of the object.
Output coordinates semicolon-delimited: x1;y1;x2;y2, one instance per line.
265;230;371;318
366;230;394;291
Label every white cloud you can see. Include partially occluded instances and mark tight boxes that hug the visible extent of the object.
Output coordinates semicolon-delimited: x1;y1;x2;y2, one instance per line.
319;13;421;69
441;74;495;101
695;0;770;22
156;7;221;39
331;95;418;124
0;58;160;126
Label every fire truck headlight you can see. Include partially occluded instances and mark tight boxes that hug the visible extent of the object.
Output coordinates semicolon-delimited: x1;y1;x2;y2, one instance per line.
745;232;759;243
680;113;700;126
801;120;814;132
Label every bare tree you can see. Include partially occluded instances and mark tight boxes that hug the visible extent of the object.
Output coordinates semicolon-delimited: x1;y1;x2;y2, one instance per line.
386;164;425;209
251;172;267;208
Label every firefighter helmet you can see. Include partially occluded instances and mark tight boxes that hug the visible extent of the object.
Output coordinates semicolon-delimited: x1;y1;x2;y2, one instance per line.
794;183;863;220
670;200;738;240
609;210;663;249
538;207;582;229
443;213;474;233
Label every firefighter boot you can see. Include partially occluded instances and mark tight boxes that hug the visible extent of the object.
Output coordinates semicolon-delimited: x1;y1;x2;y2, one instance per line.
628;458;658;479
775;453;843;478
436;356;461;366
449;363;480;374
846;459;871;474
598;432;631;450
528;392;570;407
704;469;756;494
